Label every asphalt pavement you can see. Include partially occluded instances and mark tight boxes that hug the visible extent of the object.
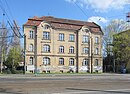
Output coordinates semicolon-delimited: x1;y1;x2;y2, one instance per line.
0;73;130;94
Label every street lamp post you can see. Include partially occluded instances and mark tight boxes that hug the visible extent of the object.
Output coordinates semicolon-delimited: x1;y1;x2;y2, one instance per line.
23;34;26;74
34;26;38;75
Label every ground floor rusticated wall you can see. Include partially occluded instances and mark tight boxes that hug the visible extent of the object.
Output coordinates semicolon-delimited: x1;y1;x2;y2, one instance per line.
26;55;103;73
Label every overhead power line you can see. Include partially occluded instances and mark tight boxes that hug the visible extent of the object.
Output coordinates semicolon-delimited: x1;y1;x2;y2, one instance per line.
0;0;23;38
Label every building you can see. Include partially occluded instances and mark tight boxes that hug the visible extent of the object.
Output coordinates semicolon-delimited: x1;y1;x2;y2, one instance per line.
23;16;103;73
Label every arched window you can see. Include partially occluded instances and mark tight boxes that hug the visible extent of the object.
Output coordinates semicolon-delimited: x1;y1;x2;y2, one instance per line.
44;25;49;29
69;58;74;66
95;59;98;66
95;48;99;55
69;46;74;53
43;57;50;65
59;58;64;65
82;59;89;66
43;44;50;52
29;44;33;52
59;46;64;53
29;57;33;65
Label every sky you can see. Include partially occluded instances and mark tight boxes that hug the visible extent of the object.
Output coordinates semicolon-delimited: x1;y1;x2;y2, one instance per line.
0;0;130;33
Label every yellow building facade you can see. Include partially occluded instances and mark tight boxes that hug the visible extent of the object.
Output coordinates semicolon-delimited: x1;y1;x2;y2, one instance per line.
23;16;103;73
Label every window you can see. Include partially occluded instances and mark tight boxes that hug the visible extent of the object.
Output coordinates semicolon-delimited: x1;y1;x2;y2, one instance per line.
29;31;34;39
59;46;64;53
43;44;50;52
43;25;49;29
69;58;74;66
59;33;64;41
43;32;50;40
69;46;74;53
69;34;75;41
95;59;98;66
95;37;99;44
29;44;33;52
43;57;50;65
83;35;89;43
29;57;33;65
59;58;64;65
82;59;89;66
95;48;99;55
83;47;89;54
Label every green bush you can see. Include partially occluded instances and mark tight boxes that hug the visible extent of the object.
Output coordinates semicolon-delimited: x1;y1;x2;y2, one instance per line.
126;69;130;73
2;69;11;74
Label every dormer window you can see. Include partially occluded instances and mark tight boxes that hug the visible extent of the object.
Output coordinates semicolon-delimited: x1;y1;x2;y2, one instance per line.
41;23;50;30
44;25;49;29
82;27;90;33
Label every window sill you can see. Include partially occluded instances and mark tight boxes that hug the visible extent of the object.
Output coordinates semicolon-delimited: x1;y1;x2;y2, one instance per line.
58;40;65;41
58;52;65;54
68;40;75;42
82;53;89;55
42;38;51;40
68;53;75;54
28;38;34;39
41;51;51;53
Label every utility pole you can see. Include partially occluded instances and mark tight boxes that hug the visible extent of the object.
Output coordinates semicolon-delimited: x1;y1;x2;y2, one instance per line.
90;37;93;73
126;12;130;29
87;29;93;73
0;47;3;73
76;30;79;73
34;26;37;75
23;34;26;74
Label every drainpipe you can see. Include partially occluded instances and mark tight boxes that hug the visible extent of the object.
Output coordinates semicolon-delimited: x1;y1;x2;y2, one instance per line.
76;30;79;73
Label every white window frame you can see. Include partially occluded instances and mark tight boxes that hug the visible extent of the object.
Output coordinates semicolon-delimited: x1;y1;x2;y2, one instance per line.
83;35;89;43
43;44;50;52
69;34;75;41
43;32;50;40
95;37;99;44
83;47;89;54
82;59;89;66
95;48;99;55
69;58;74;66
29;44;33;52
43;57;50;65
59;46;64;53
29;30;34;39
29;57;33;65
59;58;64;65
59;33;64;41
69;46;74;53
95;59;98;66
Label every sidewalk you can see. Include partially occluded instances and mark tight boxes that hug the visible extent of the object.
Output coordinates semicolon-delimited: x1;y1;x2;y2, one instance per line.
0;73;129;79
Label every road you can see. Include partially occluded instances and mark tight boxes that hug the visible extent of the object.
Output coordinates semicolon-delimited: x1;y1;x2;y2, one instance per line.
0;74;130;94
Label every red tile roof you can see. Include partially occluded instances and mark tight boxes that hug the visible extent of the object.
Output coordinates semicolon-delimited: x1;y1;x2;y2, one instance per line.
24;16;103;34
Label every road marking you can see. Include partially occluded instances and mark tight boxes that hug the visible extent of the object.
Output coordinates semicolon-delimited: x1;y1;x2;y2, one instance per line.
52;91;96;94
52;89;130;94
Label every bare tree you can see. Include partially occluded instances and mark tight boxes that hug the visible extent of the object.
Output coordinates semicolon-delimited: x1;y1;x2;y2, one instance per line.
103;19;129;72
0;22;8;73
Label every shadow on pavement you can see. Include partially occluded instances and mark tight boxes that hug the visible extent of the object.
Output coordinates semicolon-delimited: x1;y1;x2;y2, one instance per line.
66;88;130;94
0;88;24;94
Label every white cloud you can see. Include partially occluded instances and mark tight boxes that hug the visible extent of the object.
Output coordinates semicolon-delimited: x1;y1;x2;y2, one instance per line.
65;0;76;3
88;16;108;25
65;0;130;12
